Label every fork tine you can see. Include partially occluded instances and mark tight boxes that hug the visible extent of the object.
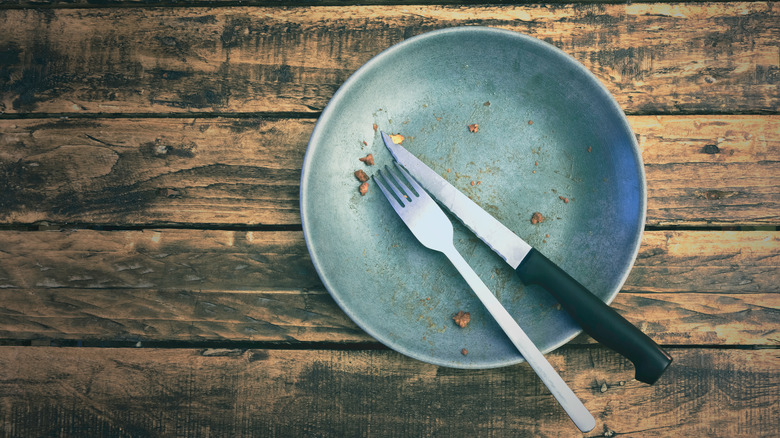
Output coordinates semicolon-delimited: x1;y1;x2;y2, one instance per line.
385;164;418;203
374;169;405;209
382;165;413;204
392;162;426;199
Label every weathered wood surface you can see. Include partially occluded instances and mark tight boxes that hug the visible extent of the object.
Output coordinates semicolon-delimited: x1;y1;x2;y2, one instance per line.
1;115;777;226
1;229;776;344
0;229;775;294
0;0;679;7
1;347;777;437
2;287;777;345
0;118;309;226
0;3;778;115
0;1;777;436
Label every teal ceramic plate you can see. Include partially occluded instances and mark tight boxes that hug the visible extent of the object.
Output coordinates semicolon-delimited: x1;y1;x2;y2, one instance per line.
300;27;645;368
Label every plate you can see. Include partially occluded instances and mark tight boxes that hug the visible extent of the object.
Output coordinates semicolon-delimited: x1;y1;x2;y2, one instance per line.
300;27;645;368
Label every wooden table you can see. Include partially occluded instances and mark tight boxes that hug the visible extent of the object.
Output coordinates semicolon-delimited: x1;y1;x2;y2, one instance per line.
1;1;778;436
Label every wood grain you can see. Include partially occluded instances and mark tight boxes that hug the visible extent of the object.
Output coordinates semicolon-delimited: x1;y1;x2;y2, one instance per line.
0;118;309;226
1;288;777;345
0;229;320;291
1;229;776;344
1;115;777;226
638;116;780;226
0;2;775;436
0;347;777;437
1;229;775;293
626;230;779;294
0;3;777;115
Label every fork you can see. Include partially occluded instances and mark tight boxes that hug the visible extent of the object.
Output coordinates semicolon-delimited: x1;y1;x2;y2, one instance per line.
374;162;596;433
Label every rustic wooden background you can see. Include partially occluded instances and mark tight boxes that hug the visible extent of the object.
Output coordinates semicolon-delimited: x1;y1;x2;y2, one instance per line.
0;1;778;436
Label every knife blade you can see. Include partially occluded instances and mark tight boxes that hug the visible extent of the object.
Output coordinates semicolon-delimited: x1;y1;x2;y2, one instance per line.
382;131;672;384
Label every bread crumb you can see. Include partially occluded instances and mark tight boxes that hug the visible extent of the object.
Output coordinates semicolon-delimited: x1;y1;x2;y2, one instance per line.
528;120;533;125
559;196;569;204
453;311;471;328
388;134;405;144
354;169;369;182
461;348;469;355
372;123;378;132
587;146;592;153
359;182;368;196
531;212;545;224
359;154;374;166
468;124;479;133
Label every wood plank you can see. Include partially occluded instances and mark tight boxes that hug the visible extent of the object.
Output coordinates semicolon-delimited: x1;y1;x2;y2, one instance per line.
0;4;777;115
0;288;370;343
1;116;777;226
1;229;775;293
0;0;714;7
0;347;777;437
0;118;309;226
0;229;776;344
626;230;779;294
1;289;777;345
0;229;321;291
636;116;780;227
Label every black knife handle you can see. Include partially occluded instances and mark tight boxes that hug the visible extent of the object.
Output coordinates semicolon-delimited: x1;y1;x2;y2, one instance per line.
516;248;672;384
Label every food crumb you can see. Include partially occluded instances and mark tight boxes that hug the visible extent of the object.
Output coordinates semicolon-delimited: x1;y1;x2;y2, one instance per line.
359;182;368;196
546;234;550;238
600;382;608;393
362;140;367;146
453;311;471;328
468;124;479;133
447;168;451;173
359;154;375;166
531;212;545;224
471;180;476;186
559;196;569;204
528;120;533;125
483;101;491;106
461;348;469;355
535;161;538;166
587;146;592;153
372;123;378;132
388;133;405;144
354;169;369;182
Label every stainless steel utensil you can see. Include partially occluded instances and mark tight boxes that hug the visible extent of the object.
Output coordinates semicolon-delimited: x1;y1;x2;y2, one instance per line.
374;162;596;433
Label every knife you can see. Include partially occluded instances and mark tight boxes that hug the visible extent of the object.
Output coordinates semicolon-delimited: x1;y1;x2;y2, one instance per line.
381;132;672;384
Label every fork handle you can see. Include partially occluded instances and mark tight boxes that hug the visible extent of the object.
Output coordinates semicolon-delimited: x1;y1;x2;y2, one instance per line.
443;246;596;433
